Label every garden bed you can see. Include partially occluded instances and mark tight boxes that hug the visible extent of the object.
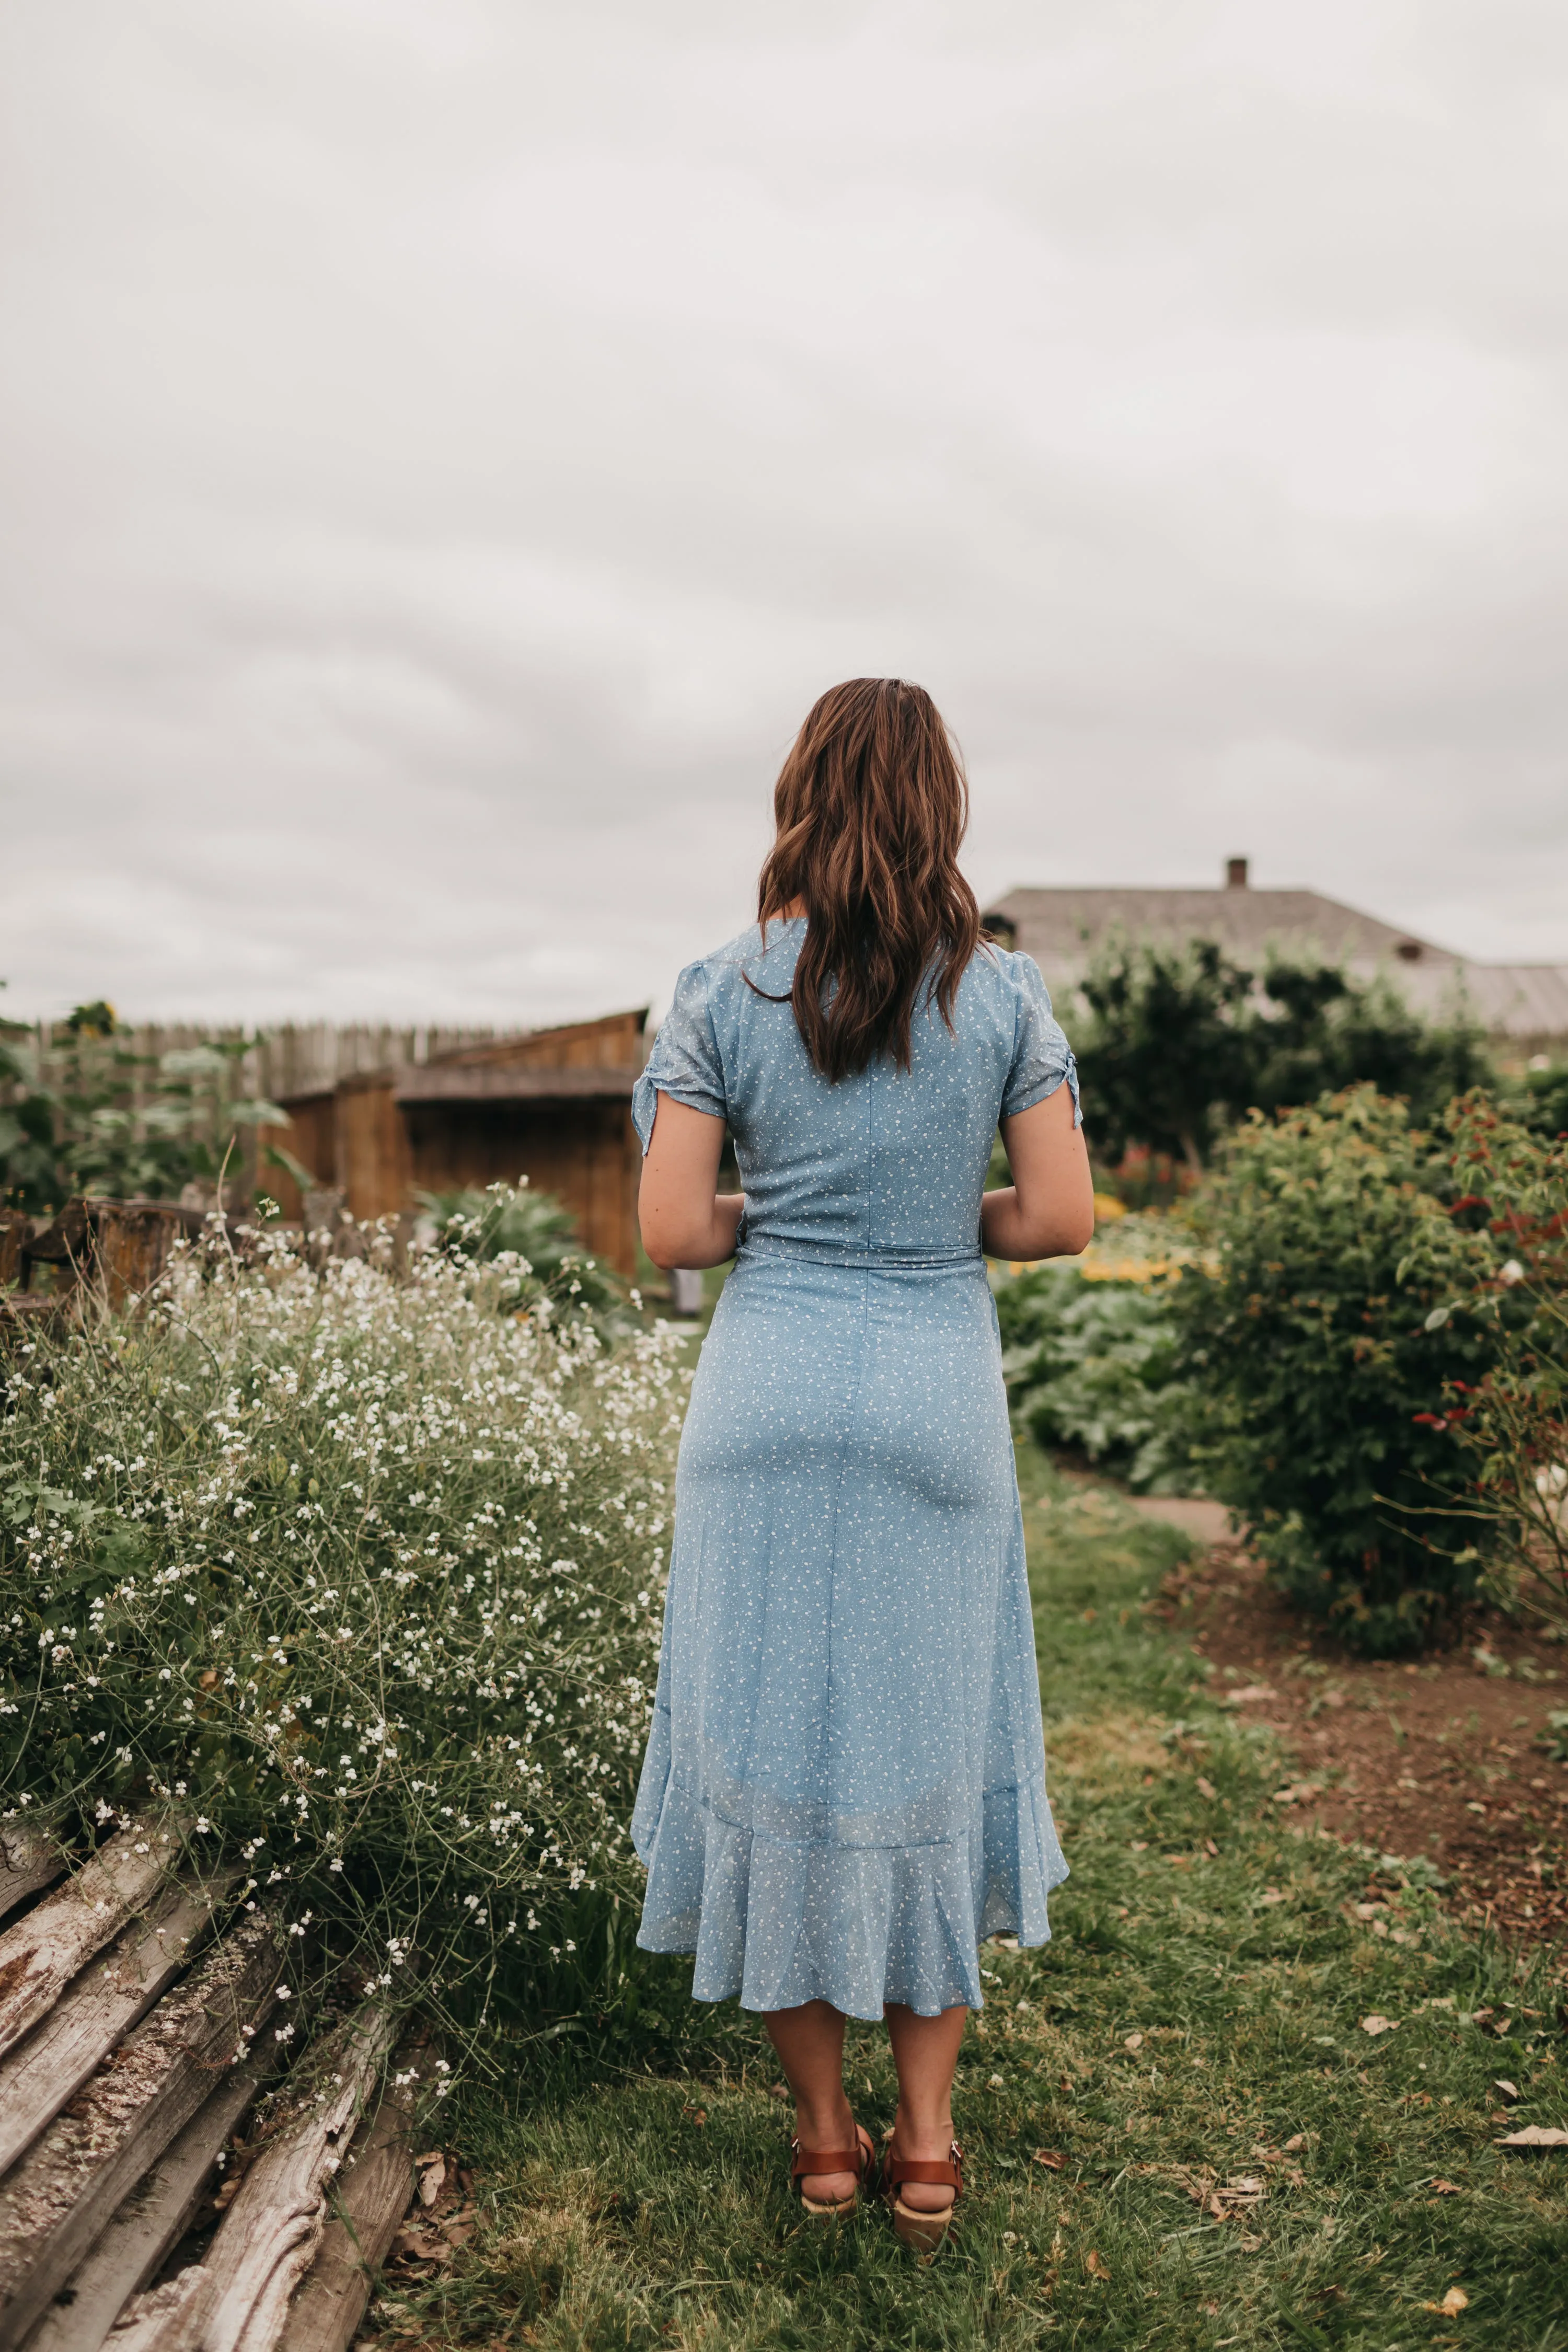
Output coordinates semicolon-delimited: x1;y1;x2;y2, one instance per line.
1159;1542;1568;1947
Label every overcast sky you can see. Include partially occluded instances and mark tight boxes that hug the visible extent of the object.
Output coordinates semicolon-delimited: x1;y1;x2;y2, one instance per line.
2;0;1565;1028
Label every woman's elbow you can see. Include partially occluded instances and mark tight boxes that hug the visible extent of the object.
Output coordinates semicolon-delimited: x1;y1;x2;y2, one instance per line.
638;1221;683;1272
1058;1212;1095;1258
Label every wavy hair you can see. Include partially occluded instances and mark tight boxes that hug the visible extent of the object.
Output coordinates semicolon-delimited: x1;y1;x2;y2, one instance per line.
754;678;983;1082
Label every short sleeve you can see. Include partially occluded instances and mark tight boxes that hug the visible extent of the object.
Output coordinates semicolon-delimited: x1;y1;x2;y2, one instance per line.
1000;953;1082;1127
631;961;728;1154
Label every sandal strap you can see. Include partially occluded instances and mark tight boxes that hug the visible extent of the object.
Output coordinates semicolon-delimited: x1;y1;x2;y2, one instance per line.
883;2142;964;2201
791;2125;871;2183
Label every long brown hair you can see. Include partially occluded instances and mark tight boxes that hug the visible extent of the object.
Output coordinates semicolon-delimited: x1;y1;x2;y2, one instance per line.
754;678;983;1081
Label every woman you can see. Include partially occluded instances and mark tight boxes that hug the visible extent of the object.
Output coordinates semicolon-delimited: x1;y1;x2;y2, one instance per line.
630;678;1093;2250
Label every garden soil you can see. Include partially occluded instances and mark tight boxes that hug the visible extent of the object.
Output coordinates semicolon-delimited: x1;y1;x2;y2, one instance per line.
1157;1539;1568;1950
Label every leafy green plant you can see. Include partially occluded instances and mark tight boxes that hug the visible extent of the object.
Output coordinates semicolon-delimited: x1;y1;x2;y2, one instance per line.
996;1264;1201;1492
1171;1087;1507;1654
0;1220;686;2045
1074;939;1493;1169
419;1182;631;1334
0;1000;285;1213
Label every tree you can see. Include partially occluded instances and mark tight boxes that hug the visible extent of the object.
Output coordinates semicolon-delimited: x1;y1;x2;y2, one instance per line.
1073;938;1493;1167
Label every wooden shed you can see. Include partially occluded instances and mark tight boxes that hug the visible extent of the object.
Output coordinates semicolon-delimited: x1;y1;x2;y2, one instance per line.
261;1008;648;1275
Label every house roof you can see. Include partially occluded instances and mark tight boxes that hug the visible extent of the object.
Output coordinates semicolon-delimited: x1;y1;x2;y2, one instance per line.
982;868;1568;1042
983;881;1454;977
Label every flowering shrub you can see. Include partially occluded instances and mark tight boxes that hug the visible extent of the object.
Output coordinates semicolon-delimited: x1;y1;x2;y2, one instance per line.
1425;1096;1568;1636
0;1217;686;2037
1171;1088;1506;1654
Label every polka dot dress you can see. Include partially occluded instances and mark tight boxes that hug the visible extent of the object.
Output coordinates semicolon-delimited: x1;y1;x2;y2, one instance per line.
630;919;1079;2020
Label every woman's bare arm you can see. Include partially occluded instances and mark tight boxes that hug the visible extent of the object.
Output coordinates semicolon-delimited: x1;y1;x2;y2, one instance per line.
980;1084;1094;1262
638;1094;745;1270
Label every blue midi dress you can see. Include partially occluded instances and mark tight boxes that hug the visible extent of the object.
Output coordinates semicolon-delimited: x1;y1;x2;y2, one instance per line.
629;918;1078;2019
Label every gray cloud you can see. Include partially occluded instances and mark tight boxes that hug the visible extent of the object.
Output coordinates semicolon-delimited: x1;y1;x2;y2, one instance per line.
2;0;1565;1026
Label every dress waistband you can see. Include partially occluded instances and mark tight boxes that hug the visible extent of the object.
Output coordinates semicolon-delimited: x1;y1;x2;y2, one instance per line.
735;1235;984;1273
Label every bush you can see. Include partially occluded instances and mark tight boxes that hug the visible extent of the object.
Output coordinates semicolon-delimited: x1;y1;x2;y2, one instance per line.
997;1258;1201;1493
0;1215;686;2043
1425;1096;1568;1636
1172;1088;1507;1654
1514;1059;1568;1143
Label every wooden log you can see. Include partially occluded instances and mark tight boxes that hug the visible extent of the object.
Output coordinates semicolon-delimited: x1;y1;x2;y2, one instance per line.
0;1818;67;1929
0;1872;232;2178
260;2060;418;2352
108;1999;400;2352
0;1215;30;1292
18;1205;90;1282
88;1205;200;1311
0;1912;280;2349
21;2059;274;2352
0;1823;181;2070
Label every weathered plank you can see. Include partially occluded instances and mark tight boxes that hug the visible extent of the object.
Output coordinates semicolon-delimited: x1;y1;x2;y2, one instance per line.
0;1823;180;2068
0;1818;67;1929
108;2000;399;2352
0;1873;231;2178
0;1912;279;2349
273;2064;419;2352
21;2059;272;2352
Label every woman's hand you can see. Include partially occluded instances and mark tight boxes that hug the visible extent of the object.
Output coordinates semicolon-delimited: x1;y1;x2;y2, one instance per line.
981;1084;1094;1263
638;1094;744;1270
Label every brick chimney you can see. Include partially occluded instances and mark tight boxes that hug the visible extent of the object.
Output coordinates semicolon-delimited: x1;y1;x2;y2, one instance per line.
1225;857;1249;890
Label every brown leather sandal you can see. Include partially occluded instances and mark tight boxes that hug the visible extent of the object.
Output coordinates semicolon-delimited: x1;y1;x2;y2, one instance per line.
790;2119;876;2218
881;2138;963;2252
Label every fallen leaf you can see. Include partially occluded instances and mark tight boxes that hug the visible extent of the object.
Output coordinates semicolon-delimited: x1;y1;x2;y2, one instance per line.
1223;1686;1275;1705
1196;1777;1217;1801
393;2226;452;2265
1422;2288;1469;2316
1084;2249;1110;2281
1258;1889;1286;1907
1430;2178;1463;2195
1493;2079;1521;2103
1123;2033;1145;2053
417;2155;446;2207
1033;2149;1066;2171
1360;2015;1397;2037
1282;2135;1305;2153
1497;2125;1568;2149
1204;1838;1219;1857
1212;2175;1265;2209
1130;1839;1149;1852
684;2106;707;2126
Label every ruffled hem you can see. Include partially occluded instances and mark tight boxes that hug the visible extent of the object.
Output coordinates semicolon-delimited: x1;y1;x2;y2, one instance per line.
631;1742;1069;2020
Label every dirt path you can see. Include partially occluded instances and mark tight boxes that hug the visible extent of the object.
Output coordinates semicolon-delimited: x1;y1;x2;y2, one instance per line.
1158;1542;1568;1949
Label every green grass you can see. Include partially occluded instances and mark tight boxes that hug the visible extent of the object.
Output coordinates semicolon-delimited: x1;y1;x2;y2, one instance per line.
376;1450;1568;2351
